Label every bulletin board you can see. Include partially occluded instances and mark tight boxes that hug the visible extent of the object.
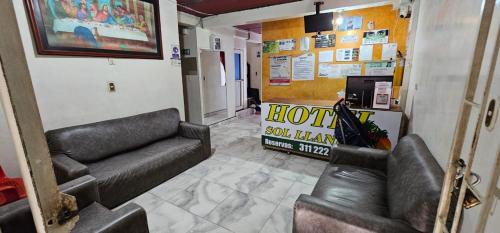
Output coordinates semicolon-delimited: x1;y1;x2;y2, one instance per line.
261;5;409;102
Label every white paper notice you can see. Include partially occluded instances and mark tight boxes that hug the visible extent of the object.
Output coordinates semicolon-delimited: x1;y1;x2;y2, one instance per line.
341;35;358;43
365;61;395;76
372;81;393;109
338;64;362;76
318;50;334;63
292;53;315;81
359;45;373;61
336;49;353;62
318;63;340;78
300;37;310;51
382;43;398;61
318;64;361;78
270;56;291;85
279;39;296;51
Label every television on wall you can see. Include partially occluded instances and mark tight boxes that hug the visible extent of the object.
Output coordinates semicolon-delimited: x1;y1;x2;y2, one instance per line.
304;13;334;33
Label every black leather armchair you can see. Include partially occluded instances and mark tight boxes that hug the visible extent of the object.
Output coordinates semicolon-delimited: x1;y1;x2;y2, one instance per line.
293;135;444;233
0;175;149;233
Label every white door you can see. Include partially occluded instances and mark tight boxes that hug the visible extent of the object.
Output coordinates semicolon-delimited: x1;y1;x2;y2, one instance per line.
435;1;500;232
201;51;227;114
465;18;500;231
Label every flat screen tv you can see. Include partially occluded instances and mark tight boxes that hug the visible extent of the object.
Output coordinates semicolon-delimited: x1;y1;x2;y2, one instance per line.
346;76;394;108
304;13;334;33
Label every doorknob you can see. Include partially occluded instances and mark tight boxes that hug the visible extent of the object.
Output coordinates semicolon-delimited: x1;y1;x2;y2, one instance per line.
485;98;498;130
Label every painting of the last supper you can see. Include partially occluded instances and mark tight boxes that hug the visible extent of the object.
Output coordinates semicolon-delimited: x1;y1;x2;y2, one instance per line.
25;0;163;59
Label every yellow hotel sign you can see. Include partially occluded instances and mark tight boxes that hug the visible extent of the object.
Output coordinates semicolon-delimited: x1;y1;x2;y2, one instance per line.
261;103;402;159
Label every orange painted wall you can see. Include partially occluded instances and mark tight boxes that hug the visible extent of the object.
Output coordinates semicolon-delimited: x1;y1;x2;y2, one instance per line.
262;5;409;102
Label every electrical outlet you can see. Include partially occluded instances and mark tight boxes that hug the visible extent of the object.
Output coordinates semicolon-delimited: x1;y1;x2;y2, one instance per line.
108;82;116;92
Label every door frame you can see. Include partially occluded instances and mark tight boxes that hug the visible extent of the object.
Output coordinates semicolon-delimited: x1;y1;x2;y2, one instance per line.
234;49;245;111
199;49;229;124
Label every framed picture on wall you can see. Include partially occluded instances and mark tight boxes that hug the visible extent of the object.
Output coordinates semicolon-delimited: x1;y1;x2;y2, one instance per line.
24;0;163;59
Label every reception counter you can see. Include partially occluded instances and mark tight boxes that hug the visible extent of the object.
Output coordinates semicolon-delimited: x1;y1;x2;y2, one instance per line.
261;99;403;160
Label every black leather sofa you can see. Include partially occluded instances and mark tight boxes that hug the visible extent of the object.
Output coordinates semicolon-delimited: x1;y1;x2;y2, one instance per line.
45;108;211;208
0;175;148;233
293;134;444;233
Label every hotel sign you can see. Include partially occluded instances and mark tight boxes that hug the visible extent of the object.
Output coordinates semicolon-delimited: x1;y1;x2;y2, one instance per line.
261;102;402;159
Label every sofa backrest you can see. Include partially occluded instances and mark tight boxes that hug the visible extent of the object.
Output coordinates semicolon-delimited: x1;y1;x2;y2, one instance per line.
387;134;444;232
46;108;180;163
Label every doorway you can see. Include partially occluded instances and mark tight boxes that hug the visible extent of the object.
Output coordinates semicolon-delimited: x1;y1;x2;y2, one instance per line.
234;49;244;111
200;50;228;125
246;42;262;111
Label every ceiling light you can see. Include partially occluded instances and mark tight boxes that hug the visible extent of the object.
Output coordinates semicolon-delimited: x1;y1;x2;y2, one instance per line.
335;16;344;25
335;10;344;25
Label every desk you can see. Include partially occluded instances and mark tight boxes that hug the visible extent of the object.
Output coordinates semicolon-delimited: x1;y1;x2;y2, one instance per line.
261;99;403;160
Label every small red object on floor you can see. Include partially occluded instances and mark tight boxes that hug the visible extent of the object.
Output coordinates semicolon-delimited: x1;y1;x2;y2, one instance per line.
0;165;26;206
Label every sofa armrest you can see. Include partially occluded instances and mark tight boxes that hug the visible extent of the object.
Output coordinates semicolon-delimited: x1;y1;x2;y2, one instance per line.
329;145;389;172
52;154;89;184
294;195;419;233
0;176;100;233
97;203;149;233
0;198;35;233
179;122;211;158
59;175;100;210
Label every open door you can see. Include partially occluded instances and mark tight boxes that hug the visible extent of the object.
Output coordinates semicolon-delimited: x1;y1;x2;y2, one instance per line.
434;1;500;232
200;50;228;125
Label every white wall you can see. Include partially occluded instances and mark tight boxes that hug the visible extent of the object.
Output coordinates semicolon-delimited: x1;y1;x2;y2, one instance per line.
0;0;185;175
247;42;262;93
405;0;485;168
0;99;21;177
11;0;185;130
195;27;237;119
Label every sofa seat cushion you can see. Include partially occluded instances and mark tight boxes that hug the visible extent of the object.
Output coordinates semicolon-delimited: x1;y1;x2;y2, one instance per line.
87;136;203;208
311;164;389;217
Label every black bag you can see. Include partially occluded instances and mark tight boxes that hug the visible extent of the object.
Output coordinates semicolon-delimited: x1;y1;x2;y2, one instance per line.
333;99;372;147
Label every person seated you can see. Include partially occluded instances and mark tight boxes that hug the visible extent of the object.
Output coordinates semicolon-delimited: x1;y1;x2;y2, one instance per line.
94;4;116;25
76;2;88;21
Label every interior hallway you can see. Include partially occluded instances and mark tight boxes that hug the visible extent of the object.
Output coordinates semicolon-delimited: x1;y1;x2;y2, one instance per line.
119;114;327;233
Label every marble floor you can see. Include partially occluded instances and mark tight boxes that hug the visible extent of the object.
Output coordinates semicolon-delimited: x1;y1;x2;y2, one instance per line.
121;114;327;233
204;109;229;125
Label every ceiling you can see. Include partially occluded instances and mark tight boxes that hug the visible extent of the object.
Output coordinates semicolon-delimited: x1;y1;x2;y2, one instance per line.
177;0;301;17
235;23;262;34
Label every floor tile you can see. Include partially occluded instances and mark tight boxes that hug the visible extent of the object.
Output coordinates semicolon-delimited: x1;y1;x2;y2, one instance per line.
147;202;203;233
280;182;315;208
150;173;200;201
204;165;257;190
236;171;294;204
260;204;294;233
301;164;325;177
167;179;234;217
184;158;224;178
187;218;233;233
129;192;165;212
207;191;277;233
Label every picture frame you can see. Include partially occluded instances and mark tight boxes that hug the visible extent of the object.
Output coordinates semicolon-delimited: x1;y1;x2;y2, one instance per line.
24;0;163;59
